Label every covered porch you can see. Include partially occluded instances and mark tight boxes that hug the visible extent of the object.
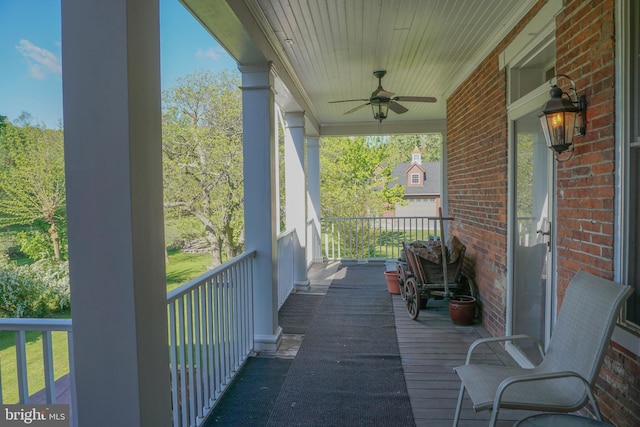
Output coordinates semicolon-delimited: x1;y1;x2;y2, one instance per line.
47;0;640;426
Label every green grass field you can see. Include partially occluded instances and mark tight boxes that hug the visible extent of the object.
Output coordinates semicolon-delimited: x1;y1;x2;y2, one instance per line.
165;248;211;291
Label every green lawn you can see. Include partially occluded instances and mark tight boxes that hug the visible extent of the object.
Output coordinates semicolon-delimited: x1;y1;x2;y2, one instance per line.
165;248;211;291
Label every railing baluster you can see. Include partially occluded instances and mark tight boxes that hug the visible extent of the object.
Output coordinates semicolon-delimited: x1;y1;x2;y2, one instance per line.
205;279;215;405
169;303;180;427
41;330;55;403
231;264;239;370
185;292;196;425
221;269;229;385
193;288;203;423
15;330;29;403
213;273;221;398
177;299;188;427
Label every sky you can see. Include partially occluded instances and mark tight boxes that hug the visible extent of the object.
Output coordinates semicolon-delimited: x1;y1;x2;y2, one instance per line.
0;0;238;129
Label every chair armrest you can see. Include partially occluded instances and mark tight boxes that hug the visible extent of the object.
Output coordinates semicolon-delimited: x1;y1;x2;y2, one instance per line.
494;370;592;408
465;334;543;364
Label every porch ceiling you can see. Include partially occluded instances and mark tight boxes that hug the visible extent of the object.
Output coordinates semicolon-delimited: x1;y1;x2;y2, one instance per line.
180;0;538;136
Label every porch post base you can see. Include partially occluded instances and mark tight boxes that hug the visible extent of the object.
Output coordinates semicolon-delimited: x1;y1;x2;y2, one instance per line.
254;326;283;351
295;279;310;291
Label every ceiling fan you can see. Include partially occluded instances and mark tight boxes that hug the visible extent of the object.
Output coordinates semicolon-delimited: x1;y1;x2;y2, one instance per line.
329;70;437;122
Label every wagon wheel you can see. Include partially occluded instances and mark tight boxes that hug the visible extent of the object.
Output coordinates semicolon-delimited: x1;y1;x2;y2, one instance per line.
404;277;421;320
397;263;408;301
454;274;477;299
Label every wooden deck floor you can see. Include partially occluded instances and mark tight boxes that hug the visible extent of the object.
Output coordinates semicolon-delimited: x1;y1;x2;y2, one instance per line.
393;294;535;426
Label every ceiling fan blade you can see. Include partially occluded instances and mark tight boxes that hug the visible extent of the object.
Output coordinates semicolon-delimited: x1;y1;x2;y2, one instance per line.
344;103;370;115
329;98;369;103
377;90;395;98
388;101;408;114
393;96;437;103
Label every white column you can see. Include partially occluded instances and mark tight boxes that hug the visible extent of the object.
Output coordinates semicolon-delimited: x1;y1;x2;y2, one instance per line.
240;63;282;351
61;1;170;426
284;112;310;289
306;136;322;263
440;130;448;215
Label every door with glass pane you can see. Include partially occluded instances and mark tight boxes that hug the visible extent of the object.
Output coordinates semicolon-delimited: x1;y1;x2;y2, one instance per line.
510;110;553;364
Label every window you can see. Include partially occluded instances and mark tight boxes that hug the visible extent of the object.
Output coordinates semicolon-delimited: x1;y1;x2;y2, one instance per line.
621;0;640;329
410;173;420;185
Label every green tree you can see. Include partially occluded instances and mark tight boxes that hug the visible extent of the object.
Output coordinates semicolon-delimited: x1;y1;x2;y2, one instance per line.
320;136;404;217
0;122;66;261
162;70;244;266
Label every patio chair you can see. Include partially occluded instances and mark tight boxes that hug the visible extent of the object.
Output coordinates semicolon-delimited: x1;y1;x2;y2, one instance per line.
452;270;633;427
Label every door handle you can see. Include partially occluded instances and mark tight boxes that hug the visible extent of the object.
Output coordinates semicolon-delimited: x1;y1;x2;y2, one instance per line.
536;228;551;251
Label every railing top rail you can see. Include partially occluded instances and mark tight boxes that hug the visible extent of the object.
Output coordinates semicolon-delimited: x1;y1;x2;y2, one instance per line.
0;318;72;331
277;229;296;239
321;216;455;221
166;249;256;303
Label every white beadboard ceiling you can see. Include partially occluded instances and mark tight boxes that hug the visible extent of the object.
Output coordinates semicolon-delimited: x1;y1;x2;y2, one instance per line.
181;0;539;135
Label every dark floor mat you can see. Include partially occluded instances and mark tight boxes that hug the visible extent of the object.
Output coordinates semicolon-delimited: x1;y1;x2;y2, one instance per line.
279;293;324;334
267;265;415;427
204;357;292;426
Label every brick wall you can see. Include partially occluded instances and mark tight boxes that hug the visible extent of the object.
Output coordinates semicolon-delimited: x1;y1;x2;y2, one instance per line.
447;1;638;424
447;1;545;338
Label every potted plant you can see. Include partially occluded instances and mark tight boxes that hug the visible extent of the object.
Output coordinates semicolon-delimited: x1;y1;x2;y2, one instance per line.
384;270;401;294
448;295;476;325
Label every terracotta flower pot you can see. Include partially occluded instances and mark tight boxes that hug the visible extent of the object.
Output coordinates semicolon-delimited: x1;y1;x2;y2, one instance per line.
384;270;401;294
449;295;476;325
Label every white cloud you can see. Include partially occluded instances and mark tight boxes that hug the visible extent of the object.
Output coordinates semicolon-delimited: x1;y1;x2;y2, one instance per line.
195;47;222;61
15;39;62;79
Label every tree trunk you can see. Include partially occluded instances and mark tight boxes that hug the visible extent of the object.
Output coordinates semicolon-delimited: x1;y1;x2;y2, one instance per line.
48;219;61;261
205;228;222;267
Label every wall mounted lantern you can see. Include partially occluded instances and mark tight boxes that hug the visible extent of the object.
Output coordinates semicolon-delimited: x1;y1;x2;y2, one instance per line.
539;74;587;160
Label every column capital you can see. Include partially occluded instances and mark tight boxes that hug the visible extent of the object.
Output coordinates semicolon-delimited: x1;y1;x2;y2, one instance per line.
306;136;320;149
284;111;305;129
239;62;276;88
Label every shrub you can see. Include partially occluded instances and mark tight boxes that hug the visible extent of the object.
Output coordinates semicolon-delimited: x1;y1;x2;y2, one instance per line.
0;257;70;317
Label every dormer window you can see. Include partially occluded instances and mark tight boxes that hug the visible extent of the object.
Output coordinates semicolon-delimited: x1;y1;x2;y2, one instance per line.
411;173;420;185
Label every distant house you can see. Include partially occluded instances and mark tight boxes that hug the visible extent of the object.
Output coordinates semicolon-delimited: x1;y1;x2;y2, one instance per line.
386;147;441;217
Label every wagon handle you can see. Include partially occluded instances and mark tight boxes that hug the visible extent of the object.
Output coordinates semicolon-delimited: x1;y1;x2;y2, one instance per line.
438;207;450;297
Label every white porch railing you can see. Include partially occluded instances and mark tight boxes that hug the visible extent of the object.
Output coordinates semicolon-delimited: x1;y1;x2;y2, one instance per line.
307;218;322;265
0;318;77;427
1;251;256;427
166;250;256;427
322;216;443;261
277;230;295;310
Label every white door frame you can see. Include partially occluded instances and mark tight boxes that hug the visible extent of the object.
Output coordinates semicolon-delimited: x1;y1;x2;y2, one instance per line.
506;85;557;367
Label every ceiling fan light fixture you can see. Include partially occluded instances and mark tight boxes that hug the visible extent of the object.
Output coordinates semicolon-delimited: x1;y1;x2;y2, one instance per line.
372;100;389;123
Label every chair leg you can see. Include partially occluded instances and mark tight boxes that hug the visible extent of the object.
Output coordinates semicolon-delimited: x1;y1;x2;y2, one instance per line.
586;387;602;421
452;383;465;427
488;406;500;427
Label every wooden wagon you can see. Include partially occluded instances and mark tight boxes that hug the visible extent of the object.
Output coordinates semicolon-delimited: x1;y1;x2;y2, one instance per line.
397;236;475;319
